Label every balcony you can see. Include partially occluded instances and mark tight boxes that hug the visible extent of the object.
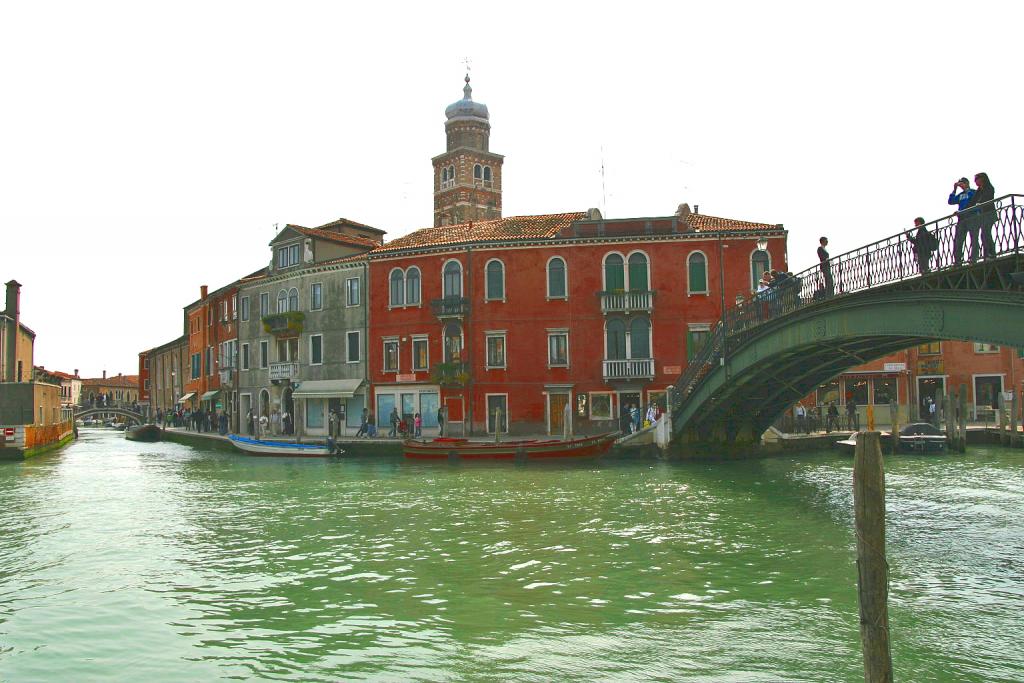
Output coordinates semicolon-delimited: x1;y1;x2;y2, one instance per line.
269;362;299;381
603;358;656;381
431;296;470;320
261;311;304;337
599;290;654;315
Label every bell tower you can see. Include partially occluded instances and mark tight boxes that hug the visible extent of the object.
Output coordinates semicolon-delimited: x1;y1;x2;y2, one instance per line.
432;75;504;226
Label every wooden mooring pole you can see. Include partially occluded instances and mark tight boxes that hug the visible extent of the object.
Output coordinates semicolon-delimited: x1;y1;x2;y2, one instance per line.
853;431;893;682
958;383;968;453
889;400;898;455
997;393;1007;446
943;392;954;449
1011;390;1020;448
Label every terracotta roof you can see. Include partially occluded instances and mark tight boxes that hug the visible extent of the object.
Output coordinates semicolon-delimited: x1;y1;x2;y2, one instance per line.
314;217;386;235
372;213;587;254
292;226;381;250
82;375;139;387
688;213;780;232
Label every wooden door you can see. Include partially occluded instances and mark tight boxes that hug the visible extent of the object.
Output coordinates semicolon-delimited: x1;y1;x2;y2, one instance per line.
549;394;568;435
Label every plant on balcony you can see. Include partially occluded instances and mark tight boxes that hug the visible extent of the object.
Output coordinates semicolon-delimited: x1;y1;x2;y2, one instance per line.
430;361;470;387
262;311;305;336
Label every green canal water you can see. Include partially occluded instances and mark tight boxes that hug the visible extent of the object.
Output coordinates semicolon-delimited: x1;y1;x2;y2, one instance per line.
1;430;1022;682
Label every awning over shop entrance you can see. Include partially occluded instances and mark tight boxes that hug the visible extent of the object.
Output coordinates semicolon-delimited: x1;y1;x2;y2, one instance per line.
177;393;196;403
292;379;365;399
200;390;220;401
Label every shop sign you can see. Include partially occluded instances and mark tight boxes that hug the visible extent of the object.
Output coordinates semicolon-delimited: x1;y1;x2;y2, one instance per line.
396;373;416;383
883;362;906;372
663;366;682;375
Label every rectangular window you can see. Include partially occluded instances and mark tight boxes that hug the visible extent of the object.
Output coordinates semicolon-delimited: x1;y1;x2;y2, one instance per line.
241;296;250;322
647;390;667;412
260;293;270;317
191;353;201;379
589;392;613;420
260;340;269;369
311;283;323;310
872;378;897;405
376;394;396;428
486;333;506;369
346;277;360;306
144;379;151;390
846;378;869;405
486;394;508;433
817;380;840;407
412;337;429;371
310;335;323;365
548;331;568;367
306;398;325;429
383;339;399;372
207;347;214;376
277;245;301;269
347;331;361;363
687;326;711;361
973;342;999;353
208;308;213;326
290;244;300;265
221;300;228;321
918;341;941;355
242;343;250;371
231;295;237;320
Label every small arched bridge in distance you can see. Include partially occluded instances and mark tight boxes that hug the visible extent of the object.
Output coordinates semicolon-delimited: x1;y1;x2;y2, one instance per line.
75;407;146;426
670;193;1024;447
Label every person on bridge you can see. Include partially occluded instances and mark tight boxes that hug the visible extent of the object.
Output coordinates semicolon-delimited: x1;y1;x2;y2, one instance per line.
817;237;834;297
906;217;938;274
966;172;997;259
950;176;977;265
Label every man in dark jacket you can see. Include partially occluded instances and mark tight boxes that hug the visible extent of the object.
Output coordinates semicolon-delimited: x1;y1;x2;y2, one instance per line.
950;177;977;264
817;237;834;296
906;217;937;274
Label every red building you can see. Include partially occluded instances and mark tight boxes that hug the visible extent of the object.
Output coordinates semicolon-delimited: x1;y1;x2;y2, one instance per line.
182;282;240;421
367;207;786;436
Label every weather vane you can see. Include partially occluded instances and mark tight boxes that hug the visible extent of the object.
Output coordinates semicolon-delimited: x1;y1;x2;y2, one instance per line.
463;56;472;76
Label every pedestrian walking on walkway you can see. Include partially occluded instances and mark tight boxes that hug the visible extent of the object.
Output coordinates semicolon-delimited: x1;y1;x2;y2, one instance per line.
817;237;834;297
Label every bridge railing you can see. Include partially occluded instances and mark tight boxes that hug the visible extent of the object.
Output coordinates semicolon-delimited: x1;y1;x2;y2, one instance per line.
672;193;1023;412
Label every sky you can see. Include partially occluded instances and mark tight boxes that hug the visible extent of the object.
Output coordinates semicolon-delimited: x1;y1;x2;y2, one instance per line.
2;1;1021;379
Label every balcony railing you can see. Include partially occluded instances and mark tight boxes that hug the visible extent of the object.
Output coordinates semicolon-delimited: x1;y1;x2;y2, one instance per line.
603;358;655;381
430;361;470;387
599;290;654;315
431;296;470;319
269;362;299;381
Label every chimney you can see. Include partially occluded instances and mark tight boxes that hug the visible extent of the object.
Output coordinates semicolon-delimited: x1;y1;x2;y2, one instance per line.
201;285;208;299
74;369;79;377
103;370;107;380
4;280;21;383
694;204;700;215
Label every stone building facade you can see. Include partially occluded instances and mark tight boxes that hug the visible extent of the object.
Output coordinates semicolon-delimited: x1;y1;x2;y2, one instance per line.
235;218;383;437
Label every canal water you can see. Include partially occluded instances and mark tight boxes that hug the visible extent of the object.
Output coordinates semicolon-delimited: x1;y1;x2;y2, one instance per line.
1;430;1022;682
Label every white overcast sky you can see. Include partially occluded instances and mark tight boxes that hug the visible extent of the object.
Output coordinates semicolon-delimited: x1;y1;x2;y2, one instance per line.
2;1;1021;379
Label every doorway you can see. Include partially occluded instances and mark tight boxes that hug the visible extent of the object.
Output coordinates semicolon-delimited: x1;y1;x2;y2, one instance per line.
917;376;945;423
618;391;641;432
973;375;1003;420
548;393;569;436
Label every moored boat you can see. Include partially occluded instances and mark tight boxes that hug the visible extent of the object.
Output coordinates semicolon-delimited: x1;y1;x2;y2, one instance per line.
403;431;618;461
125;424;162;442
897;422;947;454
227;434;343;457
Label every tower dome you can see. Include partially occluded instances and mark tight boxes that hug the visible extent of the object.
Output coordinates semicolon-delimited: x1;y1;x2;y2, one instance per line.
445;74;489;121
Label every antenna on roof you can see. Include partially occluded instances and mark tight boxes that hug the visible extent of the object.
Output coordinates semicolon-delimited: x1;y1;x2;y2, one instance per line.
600;145;607;218
274;223;279;233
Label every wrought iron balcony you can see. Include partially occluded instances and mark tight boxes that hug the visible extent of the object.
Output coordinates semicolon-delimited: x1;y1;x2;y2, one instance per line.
430;361;470;387
269;362;299;381
430;296;470;319
603;358;656;381
599;289;654;315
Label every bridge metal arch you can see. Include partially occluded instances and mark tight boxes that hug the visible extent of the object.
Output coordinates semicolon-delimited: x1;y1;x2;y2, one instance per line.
673;289;1024;445
75;407;145;426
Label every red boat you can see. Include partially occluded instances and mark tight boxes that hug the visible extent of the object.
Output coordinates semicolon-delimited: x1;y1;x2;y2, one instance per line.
403;432;618;461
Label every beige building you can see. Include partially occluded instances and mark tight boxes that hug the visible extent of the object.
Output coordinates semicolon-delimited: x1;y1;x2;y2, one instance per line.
141;335;189;416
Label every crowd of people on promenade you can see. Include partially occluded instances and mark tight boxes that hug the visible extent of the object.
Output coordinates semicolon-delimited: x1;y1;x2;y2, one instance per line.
619;400;662;434
157;407;231;435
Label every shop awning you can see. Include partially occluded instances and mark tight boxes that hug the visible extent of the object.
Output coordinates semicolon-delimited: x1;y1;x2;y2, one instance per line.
292;379;364;399
200;390;220;401
177;393;196;403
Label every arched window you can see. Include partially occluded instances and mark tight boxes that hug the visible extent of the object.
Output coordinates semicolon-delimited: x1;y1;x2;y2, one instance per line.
443;322;463;362
751;250;771;291
405;267;421;305
485;260;504;301
443;260;462;298
606;318;627;360
288;288;298;311
441;167;448;184
483;166;492;182
628;252;649;291
629;317;651;358
277;289;288;313
688;252;708;293
473;164;482;181
547;257;567;298
390;269;405;306
604;253;625;291
448;165;454;182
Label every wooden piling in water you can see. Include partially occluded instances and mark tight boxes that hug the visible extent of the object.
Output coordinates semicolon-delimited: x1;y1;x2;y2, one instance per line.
853;431;893;683
943;392;954;449
1012;391;1020;448
958;384;968;453
889;400;898;455
997;393;1007;446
